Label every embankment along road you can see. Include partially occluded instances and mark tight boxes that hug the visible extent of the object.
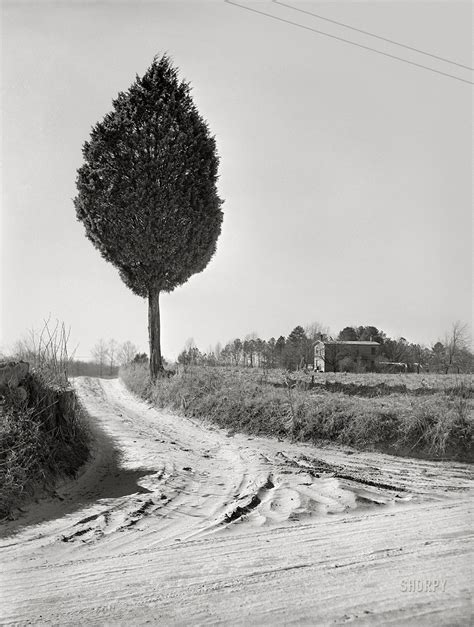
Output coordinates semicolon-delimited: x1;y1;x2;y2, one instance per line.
1;377;472;625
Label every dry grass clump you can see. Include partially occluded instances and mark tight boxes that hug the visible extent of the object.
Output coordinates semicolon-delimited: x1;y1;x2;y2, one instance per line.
120;365;473;462
120;361;153;399
0;405;43;517
0;375;90;519
0;321;90;519
0;373;91;519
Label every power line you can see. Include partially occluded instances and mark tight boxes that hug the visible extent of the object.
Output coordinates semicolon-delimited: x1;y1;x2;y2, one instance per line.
225;1;474;85
273;0;473;71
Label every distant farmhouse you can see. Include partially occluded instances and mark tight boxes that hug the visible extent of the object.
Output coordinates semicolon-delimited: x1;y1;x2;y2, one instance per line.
314;340;380;373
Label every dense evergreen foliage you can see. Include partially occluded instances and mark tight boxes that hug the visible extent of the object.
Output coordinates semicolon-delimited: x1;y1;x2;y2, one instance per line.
74;55;223;377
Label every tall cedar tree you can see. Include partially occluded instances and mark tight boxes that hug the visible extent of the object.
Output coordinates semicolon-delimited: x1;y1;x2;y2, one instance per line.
74;56;223;378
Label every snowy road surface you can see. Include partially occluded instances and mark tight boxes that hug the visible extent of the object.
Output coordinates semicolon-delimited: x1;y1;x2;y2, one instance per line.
1;377;472;625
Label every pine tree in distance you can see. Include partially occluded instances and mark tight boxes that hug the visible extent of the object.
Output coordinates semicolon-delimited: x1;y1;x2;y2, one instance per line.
74;55;223;379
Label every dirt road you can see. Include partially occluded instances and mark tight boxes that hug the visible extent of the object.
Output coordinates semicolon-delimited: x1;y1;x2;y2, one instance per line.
1;377;472;625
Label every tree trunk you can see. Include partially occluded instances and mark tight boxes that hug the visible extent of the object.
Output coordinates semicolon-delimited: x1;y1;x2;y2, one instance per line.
148;285;163;380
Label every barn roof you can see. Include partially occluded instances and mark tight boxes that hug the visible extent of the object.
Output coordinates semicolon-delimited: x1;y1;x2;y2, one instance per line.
324;341;380;346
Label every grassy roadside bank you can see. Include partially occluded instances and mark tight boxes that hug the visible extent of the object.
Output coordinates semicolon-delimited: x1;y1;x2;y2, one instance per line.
121;364;473;463
0;366;90;519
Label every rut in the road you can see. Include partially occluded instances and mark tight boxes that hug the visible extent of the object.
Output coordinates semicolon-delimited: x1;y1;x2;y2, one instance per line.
223;475;275;523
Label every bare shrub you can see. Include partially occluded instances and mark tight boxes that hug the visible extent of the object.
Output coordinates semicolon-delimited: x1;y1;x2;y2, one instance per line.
13;317;76;386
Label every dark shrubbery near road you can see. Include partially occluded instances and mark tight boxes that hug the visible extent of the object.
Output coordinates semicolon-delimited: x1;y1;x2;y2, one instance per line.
121;364;473;463
0;370;90;520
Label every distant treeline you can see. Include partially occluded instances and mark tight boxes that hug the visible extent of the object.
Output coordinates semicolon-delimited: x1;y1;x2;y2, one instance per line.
12;333;148;379
68;349;149;378
177;322;473;374
67;360;119;378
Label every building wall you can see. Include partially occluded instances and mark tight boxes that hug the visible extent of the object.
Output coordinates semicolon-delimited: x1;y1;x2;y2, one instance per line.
314;342;380;373
314;341;325;372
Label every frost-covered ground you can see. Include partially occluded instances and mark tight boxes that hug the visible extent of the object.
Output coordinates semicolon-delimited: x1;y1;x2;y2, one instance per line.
1;377;472;625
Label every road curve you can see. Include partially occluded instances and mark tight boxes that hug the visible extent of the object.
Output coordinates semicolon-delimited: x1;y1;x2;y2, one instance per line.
1;377;472;625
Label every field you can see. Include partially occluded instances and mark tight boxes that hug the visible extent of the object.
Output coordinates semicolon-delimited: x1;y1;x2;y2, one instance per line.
268;369;469;390
121;364;473;462
266;369;472;398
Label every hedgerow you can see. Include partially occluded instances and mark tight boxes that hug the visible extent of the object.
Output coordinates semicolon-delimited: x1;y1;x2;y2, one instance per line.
120;364;473;462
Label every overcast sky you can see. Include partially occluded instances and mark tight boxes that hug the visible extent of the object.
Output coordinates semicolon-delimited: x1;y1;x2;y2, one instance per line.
1;0;472;360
